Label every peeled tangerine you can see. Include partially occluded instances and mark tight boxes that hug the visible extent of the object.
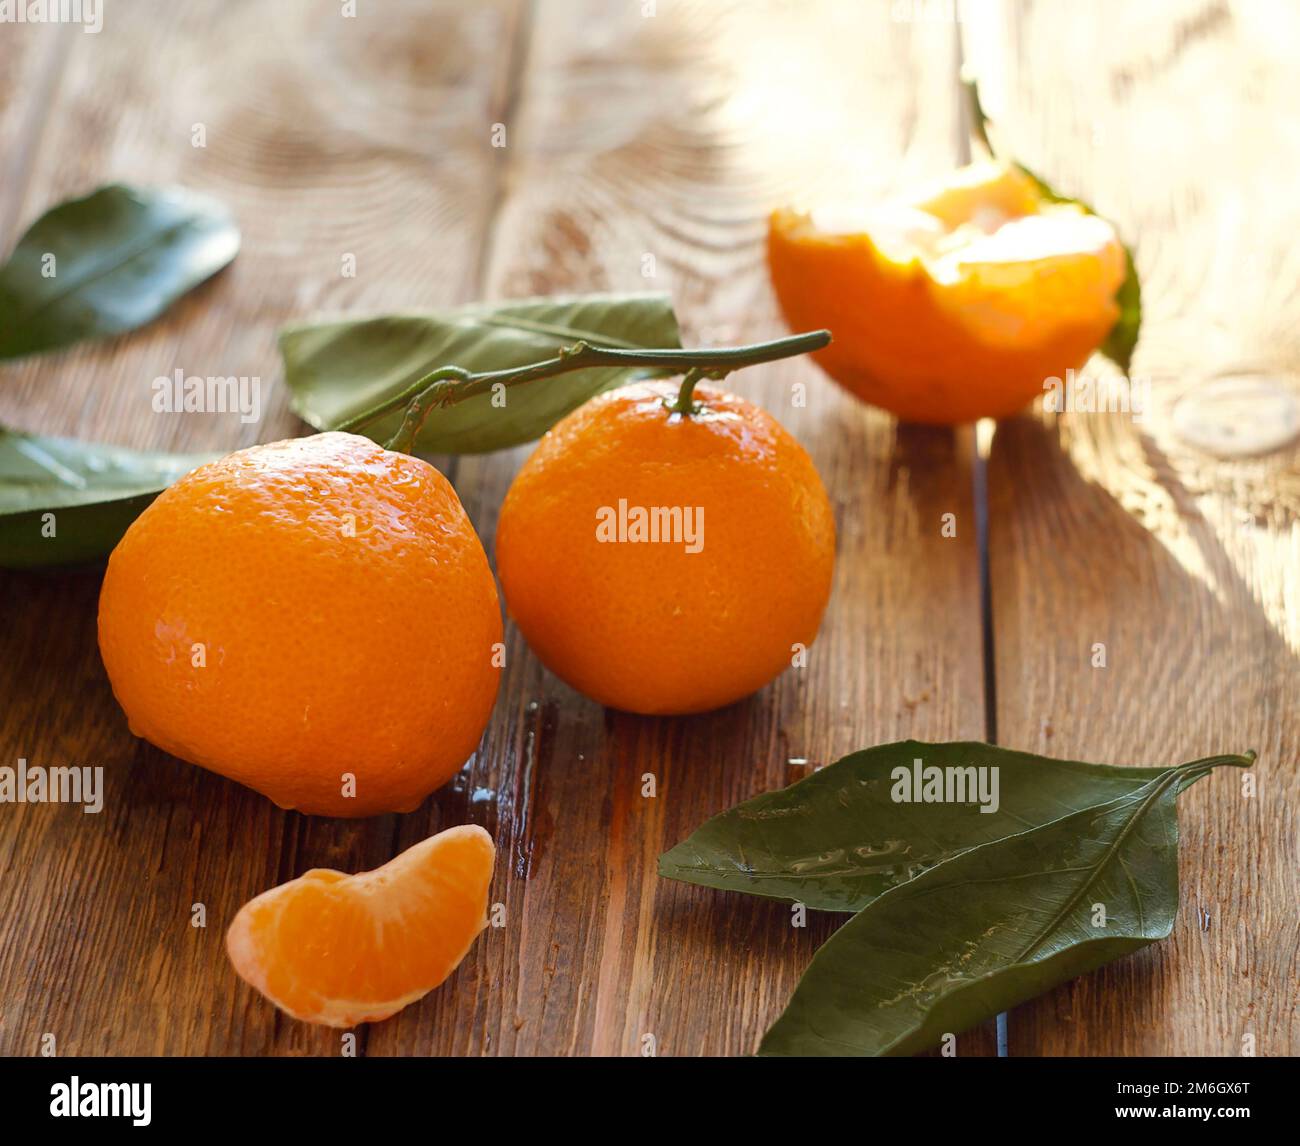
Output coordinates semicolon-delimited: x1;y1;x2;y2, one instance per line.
226;826;495;1027
768;160;1127;423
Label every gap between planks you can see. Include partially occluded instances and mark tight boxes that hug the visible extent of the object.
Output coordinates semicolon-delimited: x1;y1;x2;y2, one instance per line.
953;13;1009;1059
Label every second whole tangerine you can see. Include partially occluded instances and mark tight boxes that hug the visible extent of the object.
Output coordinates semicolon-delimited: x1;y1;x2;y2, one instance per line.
495;380;836;716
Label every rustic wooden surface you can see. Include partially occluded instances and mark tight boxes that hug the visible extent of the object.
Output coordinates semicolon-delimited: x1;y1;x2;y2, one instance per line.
0;0;1292;1057
975;0;1299;1055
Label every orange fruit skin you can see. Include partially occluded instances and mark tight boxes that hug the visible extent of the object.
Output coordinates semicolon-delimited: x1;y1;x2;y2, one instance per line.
495;381;835;716
226;825;495;1027
97;433;502;817
767;203;1121;424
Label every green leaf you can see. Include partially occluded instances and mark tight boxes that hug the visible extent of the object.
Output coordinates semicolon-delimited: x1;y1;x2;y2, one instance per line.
1012;163;1142;377
658;740;1170;912
758;758;1246;1057
1099;241;1141;376
0;184;240;360
0;427;216;568
961;76;1141;376
279;293;683;454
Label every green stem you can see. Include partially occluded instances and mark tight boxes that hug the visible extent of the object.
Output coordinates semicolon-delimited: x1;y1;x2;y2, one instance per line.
1170;752;1256;773
963;75;997;159
670;367;709;415
337;329;832;451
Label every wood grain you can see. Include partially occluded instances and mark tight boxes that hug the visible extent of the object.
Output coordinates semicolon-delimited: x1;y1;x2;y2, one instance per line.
12;0;1285;1061
0;0;993;1057
971;0;1300;1055
0;0;526;1056
0;19;72;249
369;0;992;1057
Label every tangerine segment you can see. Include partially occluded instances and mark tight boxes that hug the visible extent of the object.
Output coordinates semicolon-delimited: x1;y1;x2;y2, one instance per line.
767;161;1127;423
97;432;502;817
226;825;495;1028
496;381;835;716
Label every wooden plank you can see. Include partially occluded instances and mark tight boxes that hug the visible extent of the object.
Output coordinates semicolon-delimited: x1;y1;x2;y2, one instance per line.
972;0;1300;1055
368;0;991;1057
0;21;73;248
1;0;992;1058
0;0;524;1056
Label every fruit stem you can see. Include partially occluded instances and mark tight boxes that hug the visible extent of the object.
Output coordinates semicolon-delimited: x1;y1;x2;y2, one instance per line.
337;329;831;452
669;367;708;415
963;75;997;159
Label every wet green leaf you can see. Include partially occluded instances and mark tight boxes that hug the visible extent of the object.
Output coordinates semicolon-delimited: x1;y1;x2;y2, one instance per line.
758;759;1244;1056
0;427;216;568
658;740;1170;911
0;184;240;360
279;292;683;454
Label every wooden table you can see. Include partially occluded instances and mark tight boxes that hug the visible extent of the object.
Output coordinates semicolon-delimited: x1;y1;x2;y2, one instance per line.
1;0;1295;1057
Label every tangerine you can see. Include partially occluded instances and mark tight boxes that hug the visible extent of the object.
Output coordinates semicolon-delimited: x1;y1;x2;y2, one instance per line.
495;380;835;715
767;160;1127;423
97;432;502;817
